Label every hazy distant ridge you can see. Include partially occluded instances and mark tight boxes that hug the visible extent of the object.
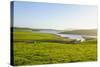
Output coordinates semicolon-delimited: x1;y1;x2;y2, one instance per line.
12;27;61;31
60;29;97;36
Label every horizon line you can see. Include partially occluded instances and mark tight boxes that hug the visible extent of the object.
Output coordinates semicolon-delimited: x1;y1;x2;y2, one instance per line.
12;26;97;30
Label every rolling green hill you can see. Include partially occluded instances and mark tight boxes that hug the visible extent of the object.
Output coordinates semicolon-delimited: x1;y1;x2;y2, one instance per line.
12;27;61;32
13;30;97;66
60;29;97;36
12;27;40;31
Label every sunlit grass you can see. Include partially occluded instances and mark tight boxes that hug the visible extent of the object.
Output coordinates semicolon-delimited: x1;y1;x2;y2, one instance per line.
13;31;97;66
13;31;70;41
14;41;97;66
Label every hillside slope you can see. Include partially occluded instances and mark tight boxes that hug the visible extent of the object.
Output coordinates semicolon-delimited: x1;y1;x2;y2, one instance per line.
60;29;97;36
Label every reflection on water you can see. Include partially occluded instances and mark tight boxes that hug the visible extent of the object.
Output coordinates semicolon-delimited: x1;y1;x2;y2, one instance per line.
34;30;96;41
57;34;84;39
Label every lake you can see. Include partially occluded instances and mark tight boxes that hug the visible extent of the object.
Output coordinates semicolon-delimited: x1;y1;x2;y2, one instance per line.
33;30;96;42
35;30;85;40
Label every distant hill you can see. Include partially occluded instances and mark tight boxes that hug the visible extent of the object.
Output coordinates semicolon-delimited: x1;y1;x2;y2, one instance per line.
12;27;40;31
60;29;97;36
12;27;61;32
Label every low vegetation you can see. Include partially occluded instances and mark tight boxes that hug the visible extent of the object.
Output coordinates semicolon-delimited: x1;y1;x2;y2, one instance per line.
13;28;97;66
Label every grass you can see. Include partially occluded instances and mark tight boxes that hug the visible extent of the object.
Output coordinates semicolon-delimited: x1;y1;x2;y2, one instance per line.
13;31;72;42
13;30;97;66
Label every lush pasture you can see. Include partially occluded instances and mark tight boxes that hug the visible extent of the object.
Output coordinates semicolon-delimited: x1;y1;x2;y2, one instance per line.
13;31;61;41
13;31;97;66
13;31;72;43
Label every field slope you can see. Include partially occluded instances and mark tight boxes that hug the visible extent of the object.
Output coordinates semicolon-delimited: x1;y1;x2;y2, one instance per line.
13;28;97;66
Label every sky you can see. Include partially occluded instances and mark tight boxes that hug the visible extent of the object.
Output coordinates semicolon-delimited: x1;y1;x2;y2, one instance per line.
13;1;97;30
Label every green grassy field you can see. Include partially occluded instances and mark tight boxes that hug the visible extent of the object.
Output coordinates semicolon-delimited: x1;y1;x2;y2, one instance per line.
13;30;97;66
14;31;67;41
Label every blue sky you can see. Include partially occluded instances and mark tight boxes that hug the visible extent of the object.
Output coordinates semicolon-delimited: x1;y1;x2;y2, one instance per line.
13;1;97;30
